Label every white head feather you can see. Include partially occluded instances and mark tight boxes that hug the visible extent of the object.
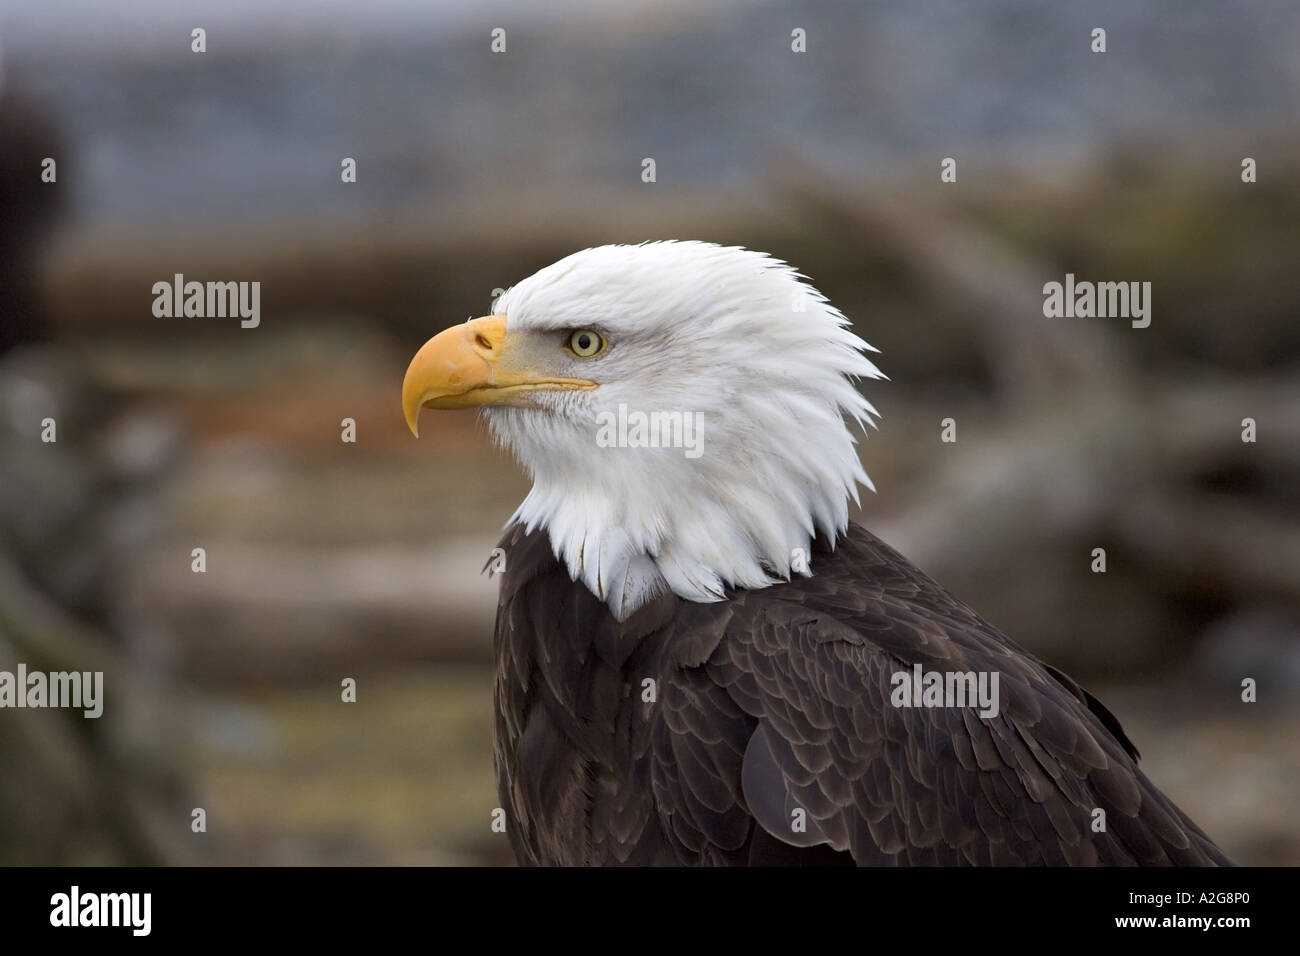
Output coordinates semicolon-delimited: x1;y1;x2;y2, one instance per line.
484;241;883;619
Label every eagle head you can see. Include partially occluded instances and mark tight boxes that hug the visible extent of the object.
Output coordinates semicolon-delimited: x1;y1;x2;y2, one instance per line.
402;241;883;618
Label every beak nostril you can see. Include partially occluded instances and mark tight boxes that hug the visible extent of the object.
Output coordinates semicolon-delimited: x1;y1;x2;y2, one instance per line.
475;334;493;351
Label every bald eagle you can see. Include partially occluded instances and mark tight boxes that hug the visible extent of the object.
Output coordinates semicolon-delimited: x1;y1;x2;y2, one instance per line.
402;241;1232;866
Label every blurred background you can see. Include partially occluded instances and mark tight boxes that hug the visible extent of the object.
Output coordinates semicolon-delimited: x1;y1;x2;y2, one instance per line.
1;0;1297;865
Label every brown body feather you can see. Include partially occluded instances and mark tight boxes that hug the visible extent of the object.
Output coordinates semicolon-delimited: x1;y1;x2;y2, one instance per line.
491;522;1233;866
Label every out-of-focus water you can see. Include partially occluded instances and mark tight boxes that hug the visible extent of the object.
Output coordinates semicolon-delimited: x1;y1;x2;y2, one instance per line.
3;0;1299;229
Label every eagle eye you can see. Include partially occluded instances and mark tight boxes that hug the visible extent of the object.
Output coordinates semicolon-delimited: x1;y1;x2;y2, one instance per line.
567;329;606;358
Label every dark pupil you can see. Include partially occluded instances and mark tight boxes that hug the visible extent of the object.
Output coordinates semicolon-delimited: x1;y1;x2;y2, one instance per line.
577;333;591;351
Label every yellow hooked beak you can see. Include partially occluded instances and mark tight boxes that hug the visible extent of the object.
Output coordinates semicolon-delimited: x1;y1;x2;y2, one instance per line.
401;315;598;437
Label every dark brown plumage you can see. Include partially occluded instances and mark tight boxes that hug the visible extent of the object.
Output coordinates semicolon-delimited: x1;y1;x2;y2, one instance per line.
490;521;1233;866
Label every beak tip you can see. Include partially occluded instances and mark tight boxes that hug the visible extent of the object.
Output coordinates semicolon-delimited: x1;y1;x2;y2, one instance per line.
402;389;422;438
